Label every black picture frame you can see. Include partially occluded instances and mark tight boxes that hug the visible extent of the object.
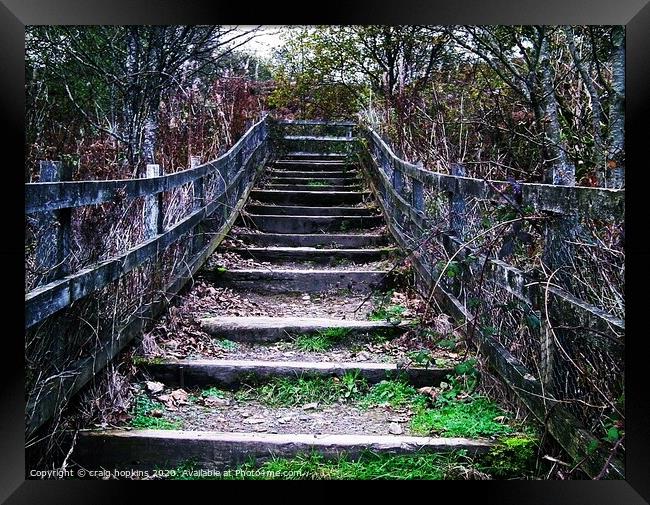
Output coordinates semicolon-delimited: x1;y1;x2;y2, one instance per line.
2;1;648;502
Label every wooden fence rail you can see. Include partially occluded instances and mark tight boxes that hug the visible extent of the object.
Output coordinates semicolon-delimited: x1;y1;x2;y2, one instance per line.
25;116;270;437
355;123;625;479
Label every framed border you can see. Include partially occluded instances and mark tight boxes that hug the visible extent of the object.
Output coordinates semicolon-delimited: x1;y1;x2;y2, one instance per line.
1;1;648;502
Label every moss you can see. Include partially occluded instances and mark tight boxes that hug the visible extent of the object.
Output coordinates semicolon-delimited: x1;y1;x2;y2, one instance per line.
478;434;538;478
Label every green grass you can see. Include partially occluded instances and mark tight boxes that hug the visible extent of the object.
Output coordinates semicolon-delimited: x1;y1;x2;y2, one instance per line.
307;180;328;187
169;451;469;480
253;372;368;407
359;380;427;409
129;395;182;430
410;396;513;438
215;339;237;351
294;328;351;352
294;334;332;352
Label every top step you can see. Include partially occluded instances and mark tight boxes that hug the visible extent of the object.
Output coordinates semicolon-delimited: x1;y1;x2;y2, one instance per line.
273;161;356;171
282;153;349;161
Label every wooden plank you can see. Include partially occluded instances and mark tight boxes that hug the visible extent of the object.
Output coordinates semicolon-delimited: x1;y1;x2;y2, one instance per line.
25;149;268;437
205;268;390;294
72;430;492;472
225;246;395;265
198;315;408;342
142;358;448;388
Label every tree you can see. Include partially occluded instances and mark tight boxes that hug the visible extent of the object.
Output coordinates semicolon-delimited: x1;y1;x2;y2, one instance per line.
26;26;261;174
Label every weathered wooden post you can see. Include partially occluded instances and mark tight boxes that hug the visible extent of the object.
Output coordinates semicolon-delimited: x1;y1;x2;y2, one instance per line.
143;163;164;239
191;156;205;255
411;176;425;214
35;160;72;367
36;160;72;284
540;169;578;392
449;163;467;241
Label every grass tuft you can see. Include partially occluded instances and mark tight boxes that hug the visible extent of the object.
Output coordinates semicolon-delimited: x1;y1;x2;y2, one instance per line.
129;395;182;430
294;327;351;352
410;396;512;438
254;372;368;407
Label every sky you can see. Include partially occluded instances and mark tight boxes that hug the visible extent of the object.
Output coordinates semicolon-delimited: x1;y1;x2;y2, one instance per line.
232;26;289;58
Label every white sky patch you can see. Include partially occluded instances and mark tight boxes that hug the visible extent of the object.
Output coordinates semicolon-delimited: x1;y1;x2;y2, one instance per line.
228;25;294;58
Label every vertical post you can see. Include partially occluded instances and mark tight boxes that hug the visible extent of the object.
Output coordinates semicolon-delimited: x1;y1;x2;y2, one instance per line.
540;182;578;394
392;160;404;195
37;160;72;284
143;164;163;240
412;162;425;213
449;163;467;240
191;156;205;254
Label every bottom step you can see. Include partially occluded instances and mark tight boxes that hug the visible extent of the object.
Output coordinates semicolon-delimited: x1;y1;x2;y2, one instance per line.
73;430;493;472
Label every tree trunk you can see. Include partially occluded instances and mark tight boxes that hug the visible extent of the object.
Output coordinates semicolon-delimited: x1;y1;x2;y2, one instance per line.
607;26;625;188
564;26;604;184
539;30;575;186
124;27;141;171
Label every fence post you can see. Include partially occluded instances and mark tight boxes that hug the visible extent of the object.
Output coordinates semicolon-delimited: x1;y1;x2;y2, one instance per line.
143;164;163;240
449;163;467;240
37;160;72;285
411;163;425;213
191;156;205;254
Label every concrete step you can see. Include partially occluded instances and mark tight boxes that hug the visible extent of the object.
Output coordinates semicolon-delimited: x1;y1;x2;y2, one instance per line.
268;177;362;186
225;246;395;264
268;170;360;178
233;231;390;249
73;430;493;472
244;204;378;217
279;154;350;161
251;189;370;206
204;268;389;293
239;214;383;234
197;315;407;342
263;183;362;192
139;358;448;388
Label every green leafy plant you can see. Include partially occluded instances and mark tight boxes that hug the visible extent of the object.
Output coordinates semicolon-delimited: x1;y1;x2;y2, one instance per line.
360;380;427;409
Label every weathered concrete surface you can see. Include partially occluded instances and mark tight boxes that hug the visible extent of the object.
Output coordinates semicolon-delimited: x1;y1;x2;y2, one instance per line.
245;204;378;217
73;430;493;471
142;358;447;388
198;315;408;341
264;183;362;192
251;189;370;206
233;231;389;248
242;214;383;234
205;268;389;293
224;246;395;264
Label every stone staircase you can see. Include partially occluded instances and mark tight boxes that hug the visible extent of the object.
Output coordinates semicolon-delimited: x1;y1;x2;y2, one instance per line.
72;153;492;475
